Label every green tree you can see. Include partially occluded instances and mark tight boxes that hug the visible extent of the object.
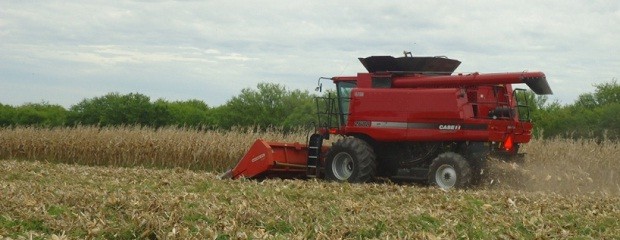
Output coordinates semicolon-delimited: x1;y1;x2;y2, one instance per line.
282;89;317;128
0;103;16;126
164;99;213;127
533;79;620;140
215;83;316;129
13;103;68;127
574;93;597;109
68;93;167;126
574;80;620;108
150;100;174;128
592;79;620;106
593;103;620;140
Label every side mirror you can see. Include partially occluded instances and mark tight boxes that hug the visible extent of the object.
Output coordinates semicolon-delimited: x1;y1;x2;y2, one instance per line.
315;83;323;92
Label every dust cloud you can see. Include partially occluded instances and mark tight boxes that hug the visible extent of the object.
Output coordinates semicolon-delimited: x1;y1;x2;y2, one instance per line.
480;155;619;196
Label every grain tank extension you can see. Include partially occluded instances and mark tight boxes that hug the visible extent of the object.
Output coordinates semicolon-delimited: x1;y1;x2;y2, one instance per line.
221;53;552;189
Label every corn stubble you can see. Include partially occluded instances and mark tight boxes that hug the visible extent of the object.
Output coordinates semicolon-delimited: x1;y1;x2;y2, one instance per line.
1;160;619;239
0;126;619;238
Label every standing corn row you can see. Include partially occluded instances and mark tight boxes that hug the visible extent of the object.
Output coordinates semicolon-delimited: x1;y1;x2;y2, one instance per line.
0;126;308;171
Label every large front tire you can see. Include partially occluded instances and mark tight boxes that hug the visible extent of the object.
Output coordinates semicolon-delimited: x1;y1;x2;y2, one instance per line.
428;152;472;189
325;137;376;183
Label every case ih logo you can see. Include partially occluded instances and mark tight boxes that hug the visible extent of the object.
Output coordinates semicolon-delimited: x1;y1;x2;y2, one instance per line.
438;124;461;131
250;153;266;163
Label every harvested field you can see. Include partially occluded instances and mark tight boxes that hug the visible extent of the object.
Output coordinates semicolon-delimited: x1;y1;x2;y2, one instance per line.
1;127;619;238
1;160;619;239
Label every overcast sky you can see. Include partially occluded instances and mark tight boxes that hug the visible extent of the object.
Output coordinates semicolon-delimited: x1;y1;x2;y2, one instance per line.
1;1;619;108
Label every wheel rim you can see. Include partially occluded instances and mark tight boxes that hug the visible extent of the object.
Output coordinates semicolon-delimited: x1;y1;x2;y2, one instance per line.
332;152;354;180
435;164;457;189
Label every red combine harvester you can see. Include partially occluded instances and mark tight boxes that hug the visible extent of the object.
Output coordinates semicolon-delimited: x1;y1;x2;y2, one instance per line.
221;53;552;189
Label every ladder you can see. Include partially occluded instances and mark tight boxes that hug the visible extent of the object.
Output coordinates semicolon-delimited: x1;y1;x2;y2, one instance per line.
306;133;323;178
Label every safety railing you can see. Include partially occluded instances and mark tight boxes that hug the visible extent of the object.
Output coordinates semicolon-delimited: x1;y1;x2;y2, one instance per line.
314;94;349;130
513;88;531;122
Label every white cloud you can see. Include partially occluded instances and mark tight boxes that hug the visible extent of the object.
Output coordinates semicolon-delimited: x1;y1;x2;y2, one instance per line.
0;0;619;108
216;53;257;62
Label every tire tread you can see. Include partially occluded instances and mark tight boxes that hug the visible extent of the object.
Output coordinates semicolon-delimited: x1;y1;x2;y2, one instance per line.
325;137;376;183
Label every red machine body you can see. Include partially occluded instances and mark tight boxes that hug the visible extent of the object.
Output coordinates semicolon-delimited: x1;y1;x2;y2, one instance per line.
223;54;552;189
220;140;329;179
331;71;547;144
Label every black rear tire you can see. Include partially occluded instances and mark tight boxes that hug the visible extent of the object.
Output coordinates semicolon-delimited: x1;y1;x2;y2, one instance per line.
466;142;489;184
428;152;472;189
325;137;376;183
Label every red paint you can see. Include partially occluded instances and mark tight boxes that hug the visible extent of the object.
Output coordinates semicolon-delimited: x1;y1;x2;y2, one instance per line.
230;139;328;179
227;55;552;180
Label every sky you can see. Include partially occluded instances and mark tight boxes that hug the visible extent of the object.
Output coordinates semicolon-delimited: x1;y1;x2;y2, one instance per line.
1;1;619;108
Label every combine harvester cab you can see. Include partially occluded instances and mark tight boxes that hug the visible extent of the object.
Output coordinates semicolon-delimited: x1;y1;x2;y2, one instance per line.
222;52;552;189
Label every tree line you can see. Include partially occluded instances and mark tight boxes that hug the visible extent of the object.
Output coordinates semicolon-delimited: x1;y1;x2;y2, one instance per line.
530;80;620;140
0;83;317;130
1;80;619;140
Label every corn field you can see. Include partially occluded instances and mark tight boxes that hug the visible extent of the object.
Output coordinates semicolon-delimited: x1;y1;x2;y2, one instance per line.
1;160;619;239
519;138;620;194
0;126;619;238
0;126;618;194
0;126;309;172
